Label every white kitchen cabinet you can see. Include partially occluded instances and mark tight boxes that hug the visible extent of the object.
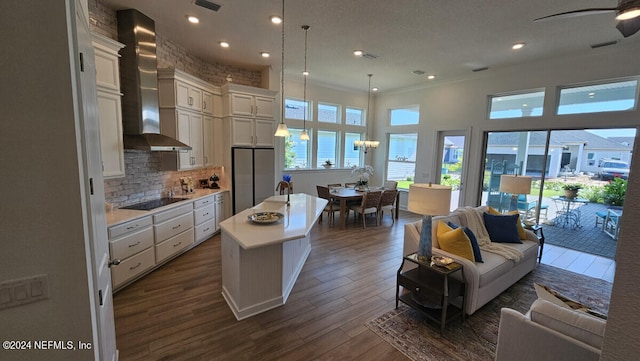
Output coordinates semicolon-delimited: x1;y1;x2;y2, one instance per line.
194;195;216;242
158;68;221;170
108;216;155;289
160;108;204;170
214;191;228;231
92;33;125;179
154;203;194;263
222;83;277;148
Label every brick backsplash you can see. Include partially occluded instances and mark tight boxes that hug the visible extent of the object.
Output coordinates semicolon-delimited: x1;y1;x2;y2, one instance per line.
104;151;223;208
88;0;258;208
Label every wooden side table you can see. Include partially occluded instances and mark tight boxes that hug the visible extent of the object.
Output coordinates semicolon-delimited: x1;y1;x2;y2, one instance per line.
396;253;465;333
525;224;545;263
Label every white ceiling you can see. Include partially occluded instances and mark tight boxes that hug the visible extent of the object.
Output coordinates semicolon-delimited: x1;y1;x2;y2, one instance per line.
100;0;640;92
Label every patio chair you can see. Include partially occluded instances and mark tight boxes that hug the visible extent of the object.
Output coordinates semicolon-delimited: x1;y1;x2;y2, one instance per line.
348;190;382;228
378;189;398;225
603;209;622;240
517;194;549;220
316;185;339;225
595;211;608;230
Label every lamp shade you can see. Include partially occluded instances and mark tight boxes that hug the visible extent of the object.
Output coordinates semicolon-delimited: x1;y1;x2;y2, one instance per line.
274;122;290;137
408;183;452;216
499;175;532;194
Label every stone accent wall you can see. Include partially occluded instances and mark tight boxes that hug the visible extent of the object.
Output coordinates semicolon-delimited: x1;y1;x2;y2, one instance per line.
103;151;225;208
88;0;260;207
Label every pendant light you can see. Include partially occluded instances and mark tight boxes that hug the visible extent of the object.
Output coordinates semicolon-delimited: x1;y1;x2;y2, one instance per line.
299;25;310;141
353;74;379;153
274;0;290;137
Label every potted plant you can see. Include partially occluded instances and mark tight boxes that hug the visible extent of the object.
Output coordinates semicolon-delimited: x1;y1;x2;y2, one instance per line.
351;165;374;190
562;183;582;199
323;159;333;169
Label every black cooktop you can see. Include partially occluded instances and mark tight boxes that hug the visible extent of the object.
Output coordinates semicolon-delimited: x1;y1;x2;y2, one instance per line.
121;197;187;211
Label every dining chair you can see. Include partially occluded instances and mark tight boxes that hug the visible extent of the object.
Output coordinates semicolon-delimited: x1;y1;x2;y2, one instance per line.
276;181;293;195
316;185;339;225
383;180;398;190
348;190;382;228
344;182;357;189
327;183;342;188
378;189;398;225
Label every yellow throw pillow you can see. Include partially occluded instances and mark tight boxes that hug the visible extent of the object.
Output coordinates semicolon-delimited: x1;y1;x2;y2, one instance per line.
488;207;526;240
436;221;474;262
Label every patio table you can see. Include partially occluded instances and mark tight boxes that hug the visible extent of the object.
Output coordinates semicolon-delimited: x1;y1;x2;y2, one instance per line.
551;196;588;229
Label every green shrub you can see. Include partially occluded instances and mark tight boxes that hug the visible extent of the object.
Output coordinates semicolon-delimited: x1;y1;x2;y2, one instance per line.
580;185;605;203
603;178;627;206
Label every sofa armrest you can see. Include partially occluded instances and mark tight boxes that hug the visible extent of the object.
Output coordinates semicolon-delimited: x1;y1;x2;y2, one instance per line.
496;308;601;361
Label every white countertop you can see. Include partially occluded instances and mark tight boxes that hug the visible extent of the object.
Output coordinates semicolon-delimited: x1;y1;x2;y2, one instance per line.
105;188;228;226
219;193;328;249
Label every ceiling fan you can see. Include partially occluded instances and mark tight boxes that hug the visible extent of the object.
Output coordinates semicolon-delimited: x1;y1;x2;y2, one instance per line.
534;0;640;37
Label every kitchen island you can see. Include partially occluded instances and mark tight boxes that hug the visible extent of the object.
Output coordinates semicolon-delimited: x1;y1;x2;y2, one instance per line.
220;193;327;320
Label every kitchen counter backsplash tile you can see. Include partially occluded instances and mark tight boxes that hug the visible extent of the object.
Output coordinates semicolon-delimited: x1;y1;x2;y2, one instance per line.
103;150;226;209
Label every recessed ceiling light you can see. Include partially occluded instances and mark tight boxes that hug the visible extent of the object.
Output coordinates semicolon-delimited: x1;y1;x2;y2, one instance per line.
270;15;282;24
353;50;363;56
512;42;526;50
219;41;230;48
187;16;199;24
260;52;270;58
302;70;309;76
372;87;379;92
427;75;436;80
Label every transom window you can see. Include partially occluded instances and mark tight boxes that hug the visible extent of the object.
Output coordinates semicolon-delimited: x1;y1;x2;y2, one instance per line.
318;102;340;123
489;90;545;119
345;107;364;125
285;98;310;120
557;79;638;115
390;106;419;125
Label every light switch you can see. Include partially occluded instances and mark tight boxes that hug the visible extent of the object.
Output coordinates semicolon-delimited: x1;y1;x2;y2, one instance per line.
14;285;28;301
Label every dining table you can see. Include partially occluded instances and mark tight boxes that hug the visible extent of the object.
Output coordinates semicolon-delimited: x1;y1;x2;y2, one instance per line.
330;187;400;229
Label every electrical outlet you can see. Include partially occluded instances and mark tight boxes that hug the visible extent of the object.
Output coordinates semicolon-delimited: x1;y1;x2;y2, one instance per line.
0;274;49;310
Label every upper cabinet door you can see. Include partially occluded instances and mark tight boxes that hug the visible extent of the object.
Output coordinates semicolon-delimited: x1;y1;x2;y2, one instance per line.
254;96;275;118
229;93;254;117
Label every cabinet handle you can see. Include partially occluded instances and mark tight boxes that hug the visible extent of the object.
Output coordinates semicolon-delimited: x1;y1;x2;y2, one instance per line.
203;227;210;232
126;224;139;230
128;241;141;248
173;241;182;248
203;101;207;110
188;96;193;106
254;105;258;115
130;262;142;270
172;224;182;230
203;212;209;216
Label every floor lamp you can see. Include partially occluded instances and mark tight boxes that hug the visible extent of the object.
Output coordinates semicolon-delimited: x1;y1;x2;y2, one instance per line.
408;183;452;261
499;174;532;212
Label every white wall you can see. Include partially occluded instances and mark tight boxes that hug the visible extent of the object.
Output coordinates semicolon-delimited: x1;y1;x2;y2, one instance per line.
0;1;96;360
372;39;640;360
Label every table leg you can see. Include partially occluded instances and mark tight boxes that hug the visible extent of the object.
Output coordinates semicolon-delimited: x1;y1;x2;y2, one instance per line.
340;199;347;229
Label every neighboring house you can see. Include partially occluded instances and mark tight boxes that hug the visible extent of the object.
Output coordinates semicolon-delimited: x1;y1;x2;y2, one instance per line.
486;130;633;178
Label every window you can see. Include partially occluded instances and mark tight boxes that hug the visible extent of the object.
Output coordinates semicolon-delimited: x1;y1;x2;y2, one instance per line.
285;98;310;120
489;91;545;119
285;128;310;169
318;103;340;123
344;132;362;168
557;80;638;115
345;107;364;125
390;106;419;125
386;133;418;189
316;130;338;167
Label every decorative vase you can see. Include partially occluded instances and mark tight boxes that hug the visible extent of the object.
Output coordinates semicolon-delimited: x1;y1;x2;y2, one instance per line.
564;189;578;199
323;164;332;169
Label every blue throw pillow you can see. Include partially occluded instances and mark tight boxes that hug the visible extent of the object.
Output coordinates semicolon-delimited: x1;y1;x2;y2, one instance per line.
482;213;522;244
448;221;484;263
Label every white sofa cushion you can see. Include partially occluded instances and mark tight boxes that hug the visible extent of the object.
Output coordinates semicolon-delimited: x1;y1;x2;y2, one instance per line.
530;298;606;349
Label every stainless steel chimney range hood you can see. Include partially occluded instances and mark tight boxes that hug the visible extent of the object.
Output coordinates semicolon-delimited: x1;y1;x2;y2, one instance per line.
117;9;191;152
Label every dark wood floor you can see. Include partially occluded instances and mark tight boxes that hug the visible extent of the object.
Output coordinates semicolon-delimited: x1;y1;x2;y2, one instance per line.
113;211;421;361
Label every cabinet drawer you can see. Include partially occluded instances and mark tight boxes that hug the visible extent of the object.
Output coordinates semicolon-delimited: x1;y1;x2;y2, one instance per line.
195;219;216;242
108;216;152;239
154;203;193;223
194;205;215;225
110;226;154;260
194;195;215;209
111;247;155;288
156;228;194;263
155;212;194;243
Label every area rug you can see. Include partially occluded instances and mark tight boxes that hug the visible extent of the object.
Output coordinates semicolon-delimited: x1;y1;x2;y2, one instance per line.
366;264;612;361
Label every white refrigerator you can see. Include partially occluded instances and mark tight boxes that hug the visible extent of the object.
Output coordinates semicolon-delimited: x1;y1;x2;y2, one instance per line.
232;147;275;214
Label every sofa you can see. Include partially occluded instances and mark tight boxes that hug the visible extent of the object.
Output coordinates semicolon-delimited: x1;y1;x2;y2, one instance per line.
495;298;605;361
403;205;540;315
